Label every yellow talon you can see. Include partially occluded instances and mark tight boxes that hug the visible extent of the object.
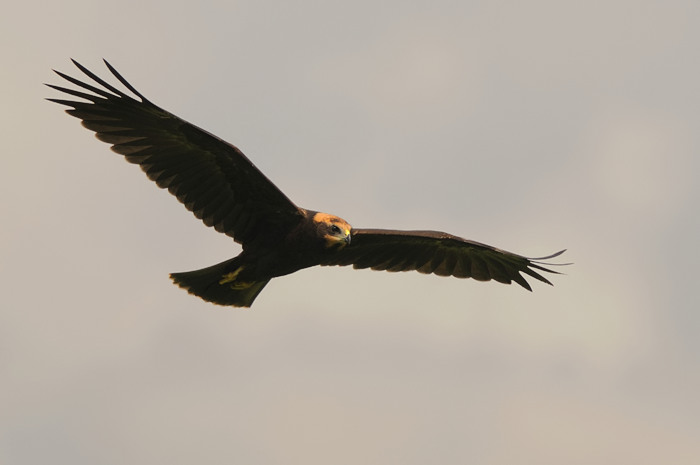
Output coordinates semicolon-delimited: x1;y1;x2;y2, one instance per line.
219;266;245;285
230;281;254;290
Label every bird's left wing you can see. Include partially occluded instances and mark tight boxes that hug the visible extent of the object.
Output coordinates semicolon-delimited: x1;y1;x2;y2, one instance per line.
319;229;566;290
46;59;305;245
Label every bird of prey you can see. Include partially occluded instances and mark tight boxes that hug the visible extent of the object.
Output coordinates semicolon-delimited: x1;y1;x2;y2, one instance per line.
47;59;566;308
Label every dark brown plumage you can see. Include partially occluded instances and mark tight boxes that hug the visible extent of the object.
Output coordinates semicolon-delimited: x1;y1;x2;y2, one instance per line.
47;59;566;307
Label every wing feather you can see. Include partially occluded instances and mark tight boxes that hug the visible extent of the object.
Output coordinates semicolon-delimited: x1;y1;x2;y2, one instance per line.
320;229;566;291
47;59;304;244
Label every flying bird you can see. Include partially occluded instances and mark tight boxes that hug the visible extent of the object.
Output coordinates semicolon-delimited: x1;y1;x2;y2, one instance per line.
47;59;566;307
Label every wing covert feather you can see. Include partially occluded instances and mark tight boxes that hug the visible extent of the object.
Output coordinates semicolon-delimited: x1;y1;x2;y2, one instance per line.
47;59;304;244
321;229;565;291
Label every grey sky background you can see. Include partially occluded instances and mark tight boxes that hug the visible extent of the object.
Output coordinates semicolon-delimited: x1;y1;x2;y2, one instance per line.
2;1;699;463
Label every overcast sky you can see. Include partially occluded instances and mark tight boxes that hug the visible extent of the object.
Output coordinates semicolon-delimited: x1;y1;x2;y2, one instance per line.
2;1;699;464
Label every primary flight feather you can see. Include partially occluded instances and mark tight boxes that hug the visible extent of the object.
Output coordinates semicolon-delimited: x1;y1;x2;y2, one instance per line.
47;59;566;307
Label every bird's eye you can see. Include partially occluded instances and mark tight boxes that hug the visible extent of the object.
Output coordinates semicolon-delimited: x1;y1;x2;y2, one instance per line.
331;225;341;234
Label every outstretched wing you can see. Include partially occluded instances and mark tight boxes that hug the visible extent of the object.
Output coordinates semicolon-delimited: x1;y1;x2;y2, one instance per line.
320;229;566;290
47;59;304;245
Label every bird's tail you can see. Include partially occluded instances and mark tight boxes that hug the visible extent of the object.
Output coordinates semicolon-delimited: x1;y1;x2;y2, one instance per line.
170;257;269;308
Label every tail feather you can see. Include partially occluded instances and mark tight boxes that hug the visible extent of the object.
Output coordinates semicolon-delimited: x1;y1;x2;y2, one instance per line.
170;257;269;308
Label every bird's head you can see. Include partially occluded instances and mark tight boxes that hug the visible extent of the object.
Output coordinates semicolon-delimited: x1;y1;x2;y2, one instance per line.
312;212;352;250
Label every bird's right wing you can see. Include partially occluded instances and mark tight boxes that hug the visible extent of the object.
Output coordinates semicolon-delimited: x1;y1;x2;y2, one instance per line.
320;228;567;290
47;59;305;245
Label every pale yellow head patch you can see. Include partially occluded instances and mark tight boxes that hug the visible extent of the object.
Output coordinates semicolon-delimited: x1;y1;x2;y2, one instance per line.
312;212;352;230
